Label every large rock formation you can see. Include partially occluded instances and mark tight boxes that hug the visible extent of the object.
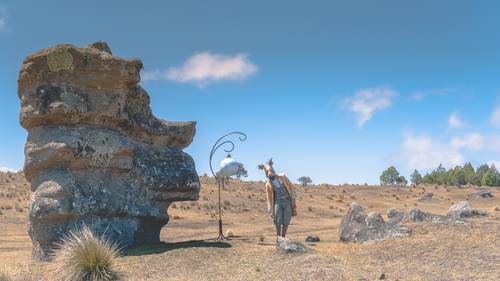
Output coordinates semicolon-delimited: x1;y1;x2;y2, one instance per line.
18;42;200;261
339;203;411;243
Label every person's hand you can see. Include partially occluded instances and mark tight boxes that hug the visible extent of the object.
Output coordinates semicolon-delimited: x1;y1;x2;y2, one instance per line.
268;210;274;218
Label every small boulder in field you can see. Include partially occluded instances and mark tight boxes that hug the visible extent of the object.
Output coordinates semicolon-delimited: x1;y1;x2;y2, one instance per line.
277;237;307;253
339;203;411;243
471;190;493;198
447;201;488;220
225;229;235;238
305;235;320;242
387;208;405;219
418;192;434;202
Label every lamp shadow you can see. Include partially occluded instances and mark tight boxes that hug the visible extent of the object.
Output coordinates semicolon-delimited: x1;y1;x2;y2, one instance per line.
124;240;232;256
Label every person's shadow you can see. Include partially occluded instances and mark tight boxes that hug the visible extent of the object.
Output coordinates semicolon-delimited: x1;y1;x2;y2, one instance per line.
124;240;232;256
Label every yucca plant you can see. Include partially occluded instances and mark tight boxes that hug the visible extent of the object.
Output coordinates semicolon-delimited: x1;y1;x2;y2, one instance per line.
50;225;121;281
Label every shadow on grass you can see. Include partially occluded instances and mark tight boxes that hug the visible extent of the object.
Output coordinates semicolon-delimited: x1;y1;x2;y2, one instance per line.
124;240;232;256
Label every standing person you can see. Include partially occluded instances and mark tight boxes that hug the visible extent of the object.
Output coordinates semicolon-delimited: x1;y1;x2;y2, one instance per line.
258;159;297;241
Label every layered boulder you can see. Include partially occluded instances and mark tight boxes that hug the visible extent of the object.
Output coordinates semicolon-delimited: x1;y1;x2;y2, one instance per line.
339;203;411;243
18;42;200;260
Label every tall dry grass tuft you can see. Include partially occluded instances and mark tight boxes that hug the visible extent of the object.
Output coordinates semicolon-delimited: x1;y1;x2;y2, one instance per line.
50;225;121;281
0;267;13;281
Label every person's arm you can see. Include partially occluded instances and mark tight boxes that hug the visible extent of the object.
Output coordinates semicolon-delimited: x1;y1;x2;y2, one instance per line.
265;182;274;217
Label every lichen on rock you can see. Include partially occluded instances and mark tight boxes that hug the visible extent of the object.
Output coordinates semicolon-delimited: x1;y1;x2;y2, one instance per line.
18;41;200;261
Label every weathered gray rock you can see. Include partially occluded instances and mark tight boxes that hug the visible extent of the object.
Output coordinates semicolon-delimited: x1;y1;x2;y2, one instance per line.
18;42;200;261
387;208;448;226
339;203;411;243
418;192;433;202
471;190;493;198
305;235;320;242
277;237;307;253
387;208;405;219
447;201;488;220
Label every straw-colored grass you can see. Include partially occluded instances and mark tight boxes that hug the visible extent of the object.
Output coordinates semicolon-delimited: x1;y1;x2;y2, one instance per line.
50;225;121;281
0;266;32;281
0;267;13;281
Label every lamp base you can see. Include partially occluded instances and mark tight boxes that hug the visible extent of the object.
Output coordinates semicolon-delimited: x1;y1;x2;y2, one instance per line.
217;218;226;240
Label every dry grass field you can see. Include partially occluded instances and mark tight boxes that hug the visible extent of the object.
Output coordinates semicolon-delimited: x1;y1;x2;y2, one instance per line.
1;172;499;280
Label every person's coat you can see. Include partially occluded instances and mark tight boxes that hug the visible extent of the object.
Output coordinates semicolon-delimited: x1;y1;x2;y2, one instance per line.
265;173;297;216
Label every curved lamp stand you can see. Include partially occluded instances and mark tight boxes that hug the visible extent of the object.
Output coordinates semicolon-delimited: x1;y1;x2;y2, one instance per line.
209;131;247;240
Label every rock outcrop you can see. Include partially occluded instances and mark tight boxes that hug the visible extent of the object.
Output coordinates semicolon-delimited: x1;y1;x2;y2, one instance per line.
470;190;493;198
18;42;200;261
339;203;411;243
386;208;448;226
447;201;488;220
417;192;433;202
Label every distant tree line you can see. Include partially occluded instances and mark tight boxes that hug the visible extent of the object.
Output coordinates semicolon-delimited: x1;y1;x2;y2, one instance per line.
381;163;500;187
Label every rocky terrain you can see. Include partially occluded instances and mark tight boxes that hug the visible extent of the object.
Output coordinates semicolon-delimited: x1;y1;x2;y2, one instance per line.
17;42;200;260
1;172;499;280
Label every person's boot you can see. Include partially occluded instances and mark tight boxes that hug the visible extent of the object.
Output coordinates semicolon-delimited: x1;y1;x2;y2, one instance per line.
281;225;288;238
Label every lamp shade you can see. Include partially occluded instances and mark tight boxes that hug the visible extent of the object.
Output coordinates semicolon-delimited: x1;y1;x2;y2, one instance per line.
220;156;240;177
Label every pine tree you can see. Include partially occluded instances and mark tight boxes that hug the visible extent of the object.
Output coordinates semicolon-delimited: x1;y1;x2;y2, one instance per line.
463;163;477;185
410;169;423;185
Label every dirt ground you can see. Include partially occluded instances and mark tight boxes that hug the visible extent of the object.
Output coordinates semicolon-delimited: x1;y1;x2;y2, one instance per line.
1;173;499;280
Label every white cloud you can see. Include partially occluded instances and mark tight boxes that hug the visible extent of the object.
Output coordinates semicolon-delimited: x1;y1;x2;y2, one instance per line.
450;133;483;150
399;131;500;171
490;106;500;127
0;167;18;173
141;69;163;81
409;87;457;101
399;133;464;170
448;112;466;129
142;52;258;87
0;6;7;31
345;86;398;127
483;135;500;152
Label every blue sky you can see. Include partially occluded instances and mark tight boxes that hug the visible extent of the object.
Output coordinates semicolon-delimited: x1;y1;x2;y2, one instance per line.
1;0;500;184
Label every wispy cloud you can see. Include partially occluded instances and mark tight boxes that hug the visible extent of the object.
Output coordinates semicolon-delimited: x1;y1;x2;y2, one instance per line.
0;6;7;31
409;87;457;101
399;133;464;170
490;105;500;127
450;133;483;151
142;52;258;87
0;166;18;173
448;111;466;129
344;86;398;127
399;130;500;171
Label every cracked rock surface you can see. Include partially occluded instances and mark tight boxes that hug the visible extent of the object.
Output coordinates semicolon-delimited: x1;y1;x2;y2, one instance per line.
18;41;200;261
